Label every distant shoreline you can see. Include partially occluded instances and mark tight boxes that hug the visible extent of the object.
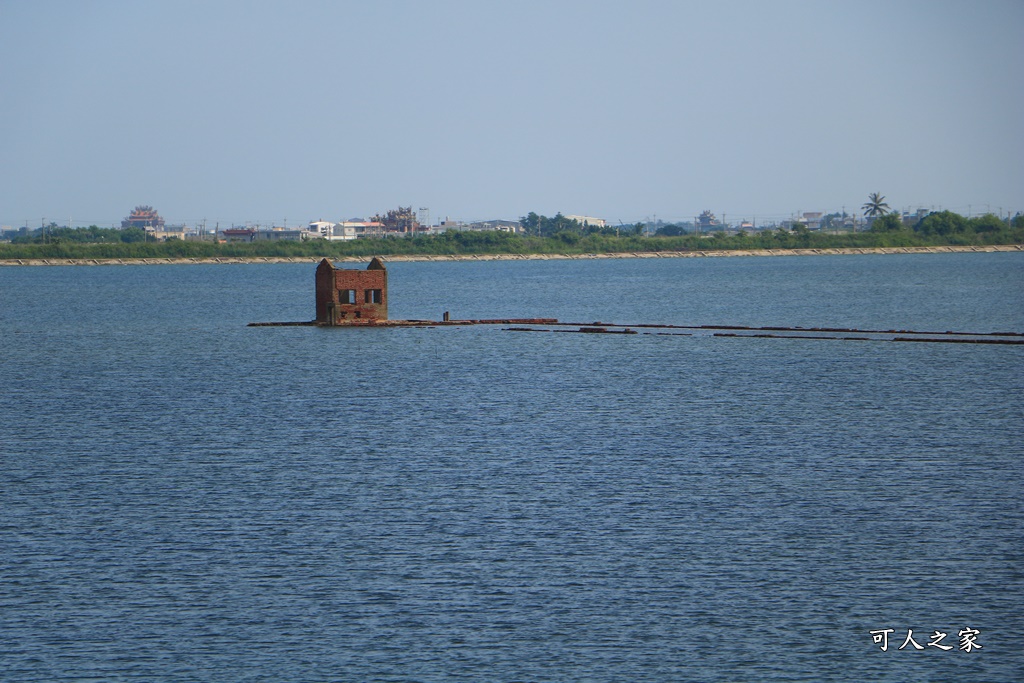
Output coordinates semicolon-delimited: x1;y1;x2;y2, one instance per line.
0;244;1020;267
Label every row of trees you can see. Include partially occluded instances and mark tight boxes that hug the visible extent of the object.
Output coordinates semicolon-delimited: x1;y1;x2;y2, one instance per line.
868;210;1014;236
3;217;1020;262
8;224;152;244
3;202;1021;261
860;192;1018;236
519;212;644;238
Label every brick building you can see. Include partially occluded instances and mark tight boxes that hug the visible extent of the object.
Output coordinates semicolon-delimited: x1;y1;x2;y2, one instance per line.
315;257;388;324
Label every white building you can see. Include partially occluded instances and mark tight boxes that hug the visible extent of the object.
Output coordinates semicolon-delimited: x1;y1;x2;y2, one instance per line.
330;224;358;241
308;220;335;238
565;214;607;228
340;221;384;238
306;220;361;241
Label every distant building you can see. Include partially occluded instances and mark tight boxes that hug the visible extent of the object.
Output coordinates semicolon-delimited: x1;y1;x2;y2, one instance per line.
1;226;24;241
315;257;388;324
151;226;189;241
438;218;465;231
306;220;368;240
902;209;930;227
122;205;165;230
565;215;606;228
222;228;257;242
330;224;358;241
341;221;385;238
372;206;422;234
468;219;522;233
253;229;314;242
435;219;522;234
801;212;823;231
697;210;719;231
308;220;335;238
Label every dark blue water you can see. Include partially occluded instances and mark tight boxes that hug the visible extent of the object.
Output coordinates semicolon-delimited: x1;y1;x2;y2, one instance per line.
2;253;1022;681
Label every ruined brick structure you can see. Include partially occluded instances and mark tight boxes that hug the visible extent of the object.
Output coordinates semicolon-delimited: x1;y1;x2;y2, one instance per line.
315;257;388;324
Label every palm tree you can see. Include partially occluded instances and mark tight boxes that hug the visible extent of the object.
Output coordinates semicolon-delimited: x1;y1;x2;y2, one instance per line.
862;192;890;218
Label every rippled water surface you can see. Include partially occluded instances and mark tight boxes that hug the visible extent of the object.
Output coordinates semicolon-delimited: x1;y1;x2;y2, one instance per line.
2;253;1022;681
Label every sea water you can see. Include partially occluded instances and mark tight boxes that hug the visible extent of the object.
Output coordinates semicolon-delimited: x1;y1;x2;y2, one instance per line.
2;253;1022;681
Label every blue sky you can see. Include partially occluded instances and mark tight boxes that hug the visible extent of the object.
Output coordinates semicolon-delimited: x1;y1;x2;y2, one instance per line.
1;0;1021;228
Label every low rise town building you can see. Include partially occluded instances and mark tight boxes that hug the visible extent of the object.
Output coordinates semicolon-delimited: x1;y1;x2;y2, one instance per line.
564;215;607;228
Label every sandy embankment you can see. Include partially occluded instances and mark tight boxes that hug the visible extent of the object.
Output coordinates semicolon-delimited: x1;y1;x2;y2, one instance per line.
0;244;1020;267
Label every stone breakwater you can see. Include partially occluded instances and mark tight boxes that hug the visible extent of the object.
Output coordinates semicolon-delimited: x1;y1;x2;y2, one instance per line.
0;244;1020;266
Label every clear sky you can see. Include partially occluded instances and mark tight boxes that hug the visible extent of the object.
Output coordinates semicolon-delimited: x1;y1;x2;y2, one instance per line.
2;0;1021;228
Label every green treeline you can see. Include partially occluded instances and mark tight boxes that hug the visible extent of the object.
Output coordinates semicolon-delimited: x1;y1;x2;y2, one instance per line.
2;211;1021;261
15;225;153;244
